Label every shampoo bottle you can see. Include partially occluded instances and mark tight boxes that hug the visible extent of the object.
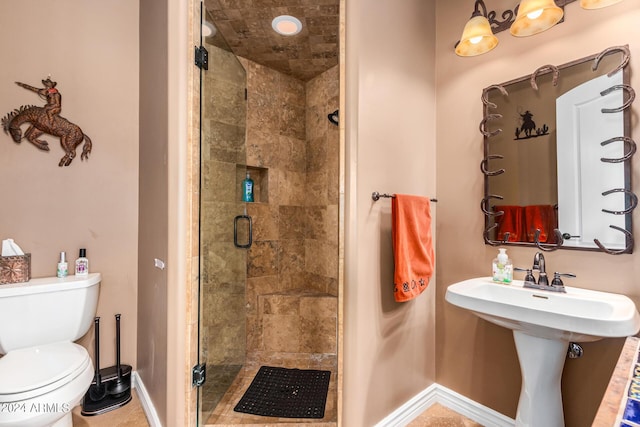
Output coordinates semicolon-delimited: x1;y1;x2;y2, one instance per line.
242;172;254;202
492;248;513;284
75;248;89;276
57;251;68;278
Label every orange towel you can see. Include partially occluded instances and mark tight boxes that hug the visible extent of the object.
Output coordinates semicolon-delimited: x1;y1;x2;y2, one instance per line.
524;205;558;243
392;195;435;302
494;205;524;242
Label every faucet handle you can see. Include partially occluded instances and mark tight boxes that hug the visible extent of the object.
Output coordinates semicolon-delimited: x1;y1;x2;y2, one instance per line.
514;267;536;284
551;272;576;288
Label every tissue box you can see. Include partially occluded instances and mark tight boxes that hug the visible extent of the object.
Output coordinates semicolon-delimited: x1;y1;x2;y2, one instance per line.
0;254;31;284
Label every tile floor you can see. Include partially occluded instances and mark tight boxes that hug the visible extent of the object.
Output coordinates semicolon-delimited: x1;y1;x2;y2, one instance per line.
71;389;149;427
70;388;481;427
407;403;483;427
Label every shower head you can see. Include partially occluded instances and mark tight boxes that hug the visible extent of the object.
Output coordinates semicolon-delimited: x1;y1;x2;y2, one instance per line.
328;109;339;126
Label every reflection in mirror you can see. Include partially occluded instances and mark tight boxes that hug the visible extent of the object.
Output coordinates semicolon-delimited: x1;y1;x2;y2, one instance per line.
482;45;636;254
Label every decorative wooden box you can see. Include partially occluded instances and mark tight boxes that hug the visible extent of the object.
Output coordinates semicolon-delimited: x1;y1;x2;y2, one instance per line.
0;253;31;284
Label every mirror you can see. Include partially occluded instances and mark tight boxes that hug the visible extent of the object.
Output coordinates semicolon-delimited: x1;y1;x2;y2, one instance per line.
481;45;636;254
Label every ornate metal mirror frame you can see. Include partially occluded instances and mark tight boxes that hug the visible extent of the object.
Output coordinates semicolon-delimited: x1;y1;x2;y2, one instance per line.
481;45;636;254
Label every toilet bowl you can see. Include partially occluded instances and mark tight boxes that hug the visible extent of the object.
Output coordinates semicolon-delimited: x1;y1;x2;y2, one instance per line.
0;273;101;427
0;343;94;427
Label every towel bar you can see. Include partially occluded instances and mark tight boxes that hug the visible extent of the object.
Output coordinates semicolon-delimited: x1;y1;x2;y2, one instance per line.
372;191;437;203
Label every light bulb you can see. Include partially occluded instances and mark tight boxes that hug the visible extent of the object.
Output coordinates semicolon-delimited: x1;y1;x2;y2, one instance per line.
470;36;484;44
527;9;544;19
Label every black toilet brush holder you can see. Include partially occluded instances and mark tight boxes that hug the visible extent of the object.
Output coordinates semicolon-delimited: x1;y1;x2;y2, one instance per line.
82;314;132;416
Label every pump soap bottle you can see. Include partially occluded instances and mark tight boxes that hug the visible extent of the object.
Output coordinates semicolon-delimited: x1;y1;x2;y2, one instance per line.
242;172;254;202
75;248;89;276
492;248;513;284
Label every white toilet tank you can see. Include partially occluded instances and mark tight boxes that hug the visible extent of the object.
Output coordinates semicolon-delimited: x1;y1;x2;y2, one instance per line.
0;273;100;354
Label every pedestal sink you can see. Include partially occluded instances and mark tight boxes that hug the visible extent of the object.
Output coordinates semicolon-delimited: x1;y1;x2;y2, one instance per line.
445;277;640;427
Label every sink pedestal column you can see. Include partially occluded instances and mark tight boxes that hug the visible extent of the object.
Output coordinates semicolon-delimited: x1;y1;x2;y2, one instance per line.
513;331;567;427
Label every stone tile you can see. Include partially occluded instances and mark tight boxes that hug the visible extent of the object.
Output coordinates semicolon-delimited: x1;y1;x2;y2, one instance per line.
246;203;278;241
279;102;306;140
247;241;278;277
307;135;328;172
245;128;276;168
325;204;339;245
305;239;338;279
279;73;306;106
202;120;245;163
279;205;306;239
203;78;246;128
262;314;300;352
246;92;280;134
305;206;322;240
246;275;280;315
305;170;329;205
201;160;237;203
300;295;337;319
201;241;246;289
71;389;149;427
276;134;306;172
300;316;337;354
278;239;305;280
406;403;484;427
262;294;300;315
277;169;306;205
200;201;238;244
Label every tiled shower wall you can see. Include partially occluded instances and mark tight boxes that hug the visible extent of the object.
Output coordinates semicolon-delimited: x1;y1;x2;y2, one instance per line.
201;51;339;369
201;44;247;368
241;59;339;365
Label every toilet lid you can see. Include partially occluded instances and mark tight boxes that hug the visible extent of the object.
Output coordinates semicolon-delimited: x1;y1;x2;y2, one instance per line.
0;342;89;399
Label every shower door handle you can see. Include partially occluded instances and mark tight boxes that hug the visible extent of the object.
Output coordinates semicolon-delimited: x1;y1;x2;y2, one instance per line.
233;215;253;249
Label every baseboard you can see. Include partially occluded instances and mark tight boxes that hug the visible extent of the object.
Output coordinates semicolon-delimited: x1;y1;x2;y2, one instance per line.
132;371;163;427
374;383;516;427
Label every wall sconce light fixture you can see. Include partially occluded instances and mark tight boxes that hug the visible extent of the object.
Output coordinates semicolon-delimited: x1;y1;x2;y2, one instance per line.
455;0;625;57
510;0;564;37
454;1;499;57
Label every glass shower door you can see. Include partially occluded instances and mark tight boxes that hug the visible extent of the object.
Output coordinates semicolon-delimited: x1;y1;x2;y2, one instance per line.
196;3;248;424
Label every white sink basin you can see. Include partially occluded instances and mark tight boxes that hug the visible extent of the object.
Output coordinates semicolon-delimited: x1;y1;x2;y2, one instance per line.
445;277;640;342
446;277;640;427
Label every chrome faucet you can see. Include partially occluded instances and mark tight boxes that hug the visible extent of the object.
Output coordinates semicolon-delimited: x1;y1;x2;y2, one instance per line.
517;252;573;293
532;252;548;287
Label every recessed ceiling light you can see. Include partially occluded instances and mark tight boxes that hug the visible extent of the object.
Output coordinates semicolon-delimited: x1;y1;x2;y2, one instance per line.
272;15;302;36
202;21;216;38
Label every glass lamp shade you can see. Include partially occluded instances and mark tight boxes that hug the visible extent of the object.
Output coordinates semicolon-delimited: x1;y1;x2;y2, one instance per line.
510;0;564;37
455;15;499;57
580;0;623;9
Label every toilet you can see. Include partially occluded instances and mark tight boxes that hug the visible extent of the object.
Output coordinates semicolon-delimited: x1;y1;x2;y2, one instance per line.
0;273;100;427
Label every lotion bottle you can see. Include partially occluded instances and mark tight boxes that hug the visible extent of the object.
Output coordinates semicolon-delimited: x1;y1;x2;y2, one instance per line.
75;248;89;276
492;248;512;284
57;251;68;278
242;172;254;202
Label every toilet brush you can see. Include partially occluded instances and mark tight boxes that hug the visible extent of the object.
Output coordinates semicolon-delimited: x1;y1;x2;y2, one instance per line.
108;314;130;397
88;317;108;401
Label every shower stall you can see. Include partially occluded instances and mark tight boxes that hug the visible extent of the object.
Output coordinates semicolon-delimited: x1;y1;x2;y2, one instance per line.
195;2;341;425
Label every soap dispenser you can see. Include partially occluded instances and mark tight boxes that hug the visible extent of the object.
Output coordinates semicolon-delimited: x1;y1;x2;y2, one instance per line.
492;248;513;284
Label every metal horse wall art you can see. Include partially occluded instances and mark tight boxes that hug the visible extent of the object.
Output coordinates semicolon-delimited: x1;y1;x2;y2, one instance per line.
1;77;92;166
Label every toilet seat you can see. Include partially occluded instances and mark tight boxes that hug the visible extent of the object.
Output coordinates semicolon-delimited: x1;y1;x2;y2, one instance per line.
0;342;90;402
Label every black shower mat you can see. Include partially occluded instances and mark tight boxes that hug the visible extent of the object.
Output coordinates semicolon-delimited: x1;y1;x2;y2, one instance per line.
233;366;331;419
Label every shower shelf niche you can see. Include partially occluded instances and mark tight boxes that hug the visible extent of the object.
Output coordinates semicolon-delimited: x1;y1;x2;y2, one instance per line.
238;165;268;203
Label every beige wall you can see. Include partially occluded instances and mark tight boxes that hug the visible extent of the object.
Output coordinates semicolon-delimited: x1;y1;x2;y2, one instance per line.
139;0;169;424
0;0;139;371
343;0;437;425
436;1;640;426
